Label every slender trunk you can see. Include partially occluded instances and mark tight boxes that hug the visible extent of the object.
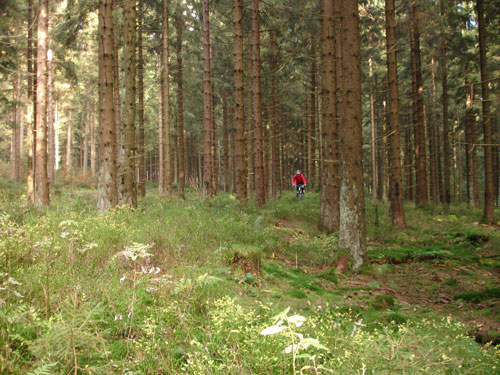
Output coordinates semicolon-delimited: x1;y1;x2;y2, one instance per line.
270;29;280;198
162;0;172;197
90;112;96;177
83;113;89;176
47;47;55;187
203;0;214;196
27;0;35;202
223;98;230;192
319;0;340;233
369;56;377;200
112;0;121;190
251;0;265;207
34;0;50;207
158;56;164;193
429;57;437;204
375;88;385;201
137;0;146;197
97;0;118;211
430;56;441;205
11;75;20;181
410;0;427;207
465;83;475;205
176;13;185;198
439;0;450;207
384;0;405;227
477;0;494;223
338;0;366;270
308;35;317;190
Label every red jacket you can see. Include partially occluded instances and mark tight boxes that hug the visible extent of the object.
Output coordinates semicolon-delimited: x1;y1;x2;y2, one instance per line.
292;173;306;185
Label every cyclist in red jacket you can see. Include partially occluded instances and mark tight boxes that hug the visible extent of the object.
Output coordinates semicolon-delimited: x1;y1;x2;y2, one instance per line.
292;170;307;194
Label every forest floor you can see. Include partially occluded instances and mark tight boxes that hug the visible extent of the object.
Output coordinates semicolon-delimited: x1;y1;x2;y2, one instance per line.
1;179;500;374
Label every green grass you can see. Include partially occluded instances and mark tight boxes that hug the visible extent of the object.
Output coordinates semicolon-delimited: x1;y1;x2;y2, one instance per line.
0;183;499;374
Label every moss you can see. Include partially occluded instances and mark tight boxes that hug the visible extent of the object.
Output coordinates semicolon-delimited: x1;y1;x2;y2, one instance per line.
286;289;307;299
454;288;500;303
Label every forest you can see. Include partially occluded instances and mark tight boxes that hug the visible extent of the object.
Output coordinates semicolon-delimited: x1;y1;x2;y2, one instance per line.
1;0;500;373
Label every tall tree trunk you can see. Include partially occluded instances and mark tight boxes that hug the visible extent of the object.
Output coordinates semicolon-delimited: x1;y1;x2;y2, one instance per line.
308;34;317;189
112;0;120;190
252;0;265;207
137;0;146;197
375;85;385;201
158;55;164;193
223;98;230;192
11;74;20;181
369;56;377;200
428;57;437;204
270;29;281;198
90;112;96;177
384;0;405;227
47;47;55;187
118;0;137;208
234;0;247;200
410;0;427;208
27;0;35;202
83;113;89;176
319;0;340;233
176;12;185;198
162;0;172;197
97;0;118;212
440;0;450;207
338;0;366;271
34;0;50;207
477;0;495;223
66;115;72;172
203;0;214;196
430;55;440;205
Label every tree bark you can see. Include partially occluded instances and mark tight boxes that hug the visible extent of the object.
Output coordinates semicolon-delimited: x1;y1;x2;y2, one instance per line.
410;0;427;208
440;0;450;207
176;12;185;198
308;35;317;190
319;0;340;233
27;0;35;202
34;0;50;207
137;0;146;197
251;0;265;207
90;111;96;177
234;0;247;200
203;0;215;196
112;0;120;190
118;0;137;208
83;112;89;177
158;55;164;193
270;29;281;198
162;0;172;197
223;98;230;192
97;0;118;212
369;56;377;200
338;0;366;271
477;0;495;223
11;74;20;181
47;47;55;187
384;0;405;227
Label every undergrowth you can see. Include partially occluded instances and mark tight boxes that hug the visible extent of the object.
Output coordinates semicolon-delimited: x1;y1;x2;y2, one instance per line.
0;183;499;374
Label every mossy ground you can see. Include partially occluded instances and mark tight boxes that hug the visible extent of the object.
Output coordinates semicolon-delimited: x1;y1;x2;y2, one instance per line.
0;181;499;374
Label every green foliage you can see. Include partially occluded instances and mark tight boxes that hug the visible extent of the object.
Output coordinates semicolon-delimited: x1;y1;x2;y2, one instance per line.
454;288;500;303
1;186;500;373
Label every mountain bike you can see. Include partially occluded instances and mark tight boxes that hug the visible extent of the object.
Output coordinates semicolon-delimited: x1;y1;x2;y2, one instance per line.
295;184;305;200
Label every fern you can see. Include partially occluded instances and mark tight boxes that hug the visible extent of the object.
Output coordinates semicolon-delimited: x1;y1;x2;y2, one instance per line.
27;362;58;375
